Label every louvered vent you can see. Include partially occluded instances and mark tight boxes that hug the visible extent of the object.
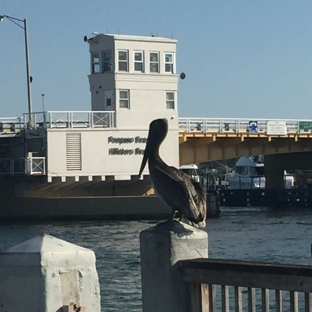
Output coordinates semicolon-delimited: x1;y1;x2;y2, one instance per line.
66;133;82;171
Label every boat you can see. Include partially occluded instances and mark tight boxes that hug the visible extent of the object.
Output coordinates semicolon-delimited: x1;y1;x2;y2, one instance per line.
226;157;294;189
179;163;220;217
179;164;200;183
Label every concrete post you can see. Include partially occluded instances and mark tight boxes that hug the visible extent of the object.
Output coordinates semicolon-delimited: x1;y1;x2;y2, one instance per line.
140;220;208;312
0;234;101;312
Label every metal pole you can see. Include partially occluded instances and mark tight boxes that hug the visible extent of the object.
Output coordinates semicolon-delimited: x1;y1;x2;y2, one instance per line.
24;19;33;122
41;94;45;112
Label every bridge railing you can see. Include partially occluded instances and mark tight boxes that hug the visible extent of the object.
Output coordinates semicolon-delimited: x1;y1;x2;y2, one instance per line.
25;157;46;175
22;111;116;129
0;117;22;134
179;258;312;312
2;114;312;133
178;118;307;134
0;157;46;175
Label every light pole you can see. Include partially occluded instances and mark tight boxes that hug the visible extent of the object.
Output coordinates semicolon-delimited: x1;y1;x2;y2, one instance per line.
0;14;33;122
41;94;45;112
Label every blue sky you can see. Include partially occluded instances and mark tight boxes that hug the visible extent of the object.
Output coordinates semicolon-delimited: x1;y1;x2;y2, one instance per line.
1;1;312;119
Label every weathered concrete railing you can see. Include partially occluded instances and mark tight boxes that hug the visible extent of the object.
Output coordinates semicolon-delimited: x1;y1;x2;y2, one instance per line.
179;258;312;312
0;234;101;311
140;220;208;312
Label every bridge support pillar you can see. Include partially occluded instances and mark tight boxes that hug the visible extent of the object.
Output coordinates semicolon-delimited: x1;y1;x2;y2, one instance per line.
265;154;285;189
265;168;284;189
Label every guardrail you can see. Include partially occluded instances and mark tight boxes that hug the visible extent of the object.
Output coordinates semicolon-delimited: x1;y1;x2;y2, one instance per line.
22;111;116;129
0;158;25;175
179;258;312;312
0;157;46;175
2;113;312;134
25;157;46;175
178;118;312;135
0;117;22;134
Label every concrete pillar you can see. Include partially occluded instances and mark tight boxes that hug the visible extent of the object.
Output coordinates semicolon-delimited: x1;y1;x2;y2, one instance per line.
140;220;208;312
0;234;101;312
265;168;285;189
265;154;285;189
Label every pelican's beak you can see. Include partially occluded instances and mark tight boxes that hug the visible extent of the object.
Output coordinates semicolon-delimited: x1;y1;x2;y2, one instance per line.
138;142;149;178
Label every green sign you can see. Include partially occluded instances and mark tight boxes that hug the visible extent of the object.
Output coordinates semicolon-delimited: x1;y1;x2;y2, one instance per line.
299;121;312;130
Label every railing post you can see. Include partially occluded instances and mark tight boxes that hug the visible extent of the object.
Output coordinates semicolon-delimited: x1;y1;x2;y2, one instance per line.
68;112;72;128
140;220;208;312
89;111;93;128
10;158;14;175
0;234;101;311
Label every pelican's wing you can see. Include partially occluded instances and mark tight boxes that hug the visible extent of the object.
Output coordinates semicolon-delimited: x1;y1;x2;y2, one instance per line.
170;166;207;221
152;165;206;222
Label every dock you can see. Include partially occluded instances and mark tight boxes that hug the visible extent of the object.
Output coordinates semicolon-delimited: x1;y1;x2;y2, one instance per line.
220;188;312;208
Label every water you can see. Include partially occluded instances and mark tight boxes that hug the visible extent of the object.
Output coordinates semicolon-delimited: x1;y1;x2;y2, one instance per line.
1;207;312;311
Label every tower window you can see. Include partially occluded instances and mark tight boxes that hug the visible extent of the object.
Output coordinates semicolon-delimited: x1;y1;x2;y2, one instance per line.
118;50;128;71
165;53;174;73
91;53;100;74
119;90;130;108
166;92;175;109
134;51;144;72
102;51;112;72
150;52;159;73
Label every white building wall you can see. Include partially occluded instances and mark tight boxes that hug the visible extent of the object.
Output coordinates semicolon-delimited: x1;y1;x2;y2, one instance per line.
44;33;181;183
88;34;179;130
47;122;179;179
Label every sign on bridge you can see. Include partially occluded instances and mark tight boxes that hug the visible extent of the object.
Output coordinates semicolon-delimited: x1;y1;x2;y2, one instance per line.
299;121;312;133
266;120;287;135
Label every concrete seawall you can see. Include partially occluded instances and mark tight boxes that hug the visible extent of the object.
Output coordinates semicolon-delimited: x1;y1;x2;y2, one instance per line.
0;176;171;222
0;195;171;222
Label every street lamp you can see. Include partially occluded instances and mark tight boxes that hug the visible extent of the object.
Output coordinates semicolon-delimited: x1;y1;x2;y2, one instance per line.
41;94;45;112
0;14;33;122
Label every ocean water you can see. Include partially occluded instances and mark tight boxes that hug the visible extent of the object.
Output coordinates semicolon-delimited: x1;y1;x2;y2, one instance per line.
0;207;312;311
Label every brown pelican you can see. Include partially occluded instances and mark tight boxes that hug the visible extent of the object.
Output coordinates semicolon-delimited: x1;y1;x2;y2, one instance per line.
138;118;206;227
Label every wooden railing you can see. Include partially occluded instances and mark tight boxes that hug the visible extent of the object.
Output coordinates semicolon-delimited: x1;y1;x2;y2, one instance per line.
179;258;312;312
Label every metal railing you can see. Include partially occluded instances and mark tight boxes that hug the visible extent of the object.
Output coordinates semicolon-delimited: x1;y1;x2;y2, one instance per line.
0;158;25;175
0;157;46;175
178;118;312;134
2;113;312;134
179;258;312;312
25;157;46;175
23;111;115;129
0;117;22;134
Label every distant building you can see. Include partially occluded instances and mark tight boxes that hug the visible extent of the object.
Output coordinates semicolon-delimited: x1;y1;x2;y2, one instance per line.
0;33;181;197
87;33;179;129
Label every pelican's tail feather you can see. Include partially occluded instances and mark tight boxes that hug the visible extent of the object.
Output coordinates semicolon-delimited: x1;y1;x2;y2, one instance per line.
195;220;206;228
180;217;206;228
